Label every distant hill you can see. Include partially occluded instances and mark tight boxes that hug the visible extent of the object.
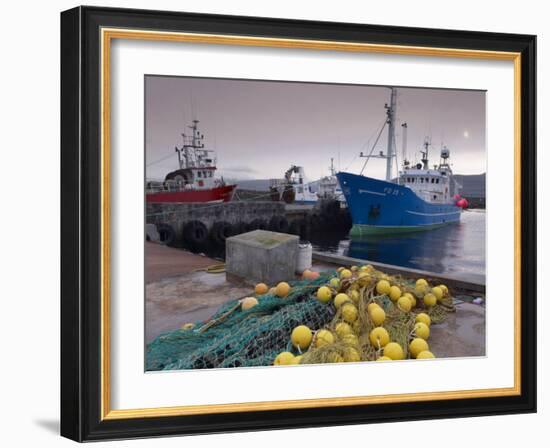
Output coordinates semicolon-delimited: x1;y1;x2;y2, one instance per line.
231;179;271;191
233;178;320;192
455;173;486;198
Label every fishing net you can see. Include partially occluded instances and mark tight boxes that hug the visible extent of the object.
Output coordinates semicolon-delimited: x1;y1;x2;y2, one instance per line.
146;274;335;371
146;266;455;371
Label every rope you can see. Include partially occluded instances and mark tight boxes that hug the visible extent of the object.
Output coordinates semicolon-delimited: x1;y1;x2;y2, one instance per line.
146;153;176;167
194;264;226;274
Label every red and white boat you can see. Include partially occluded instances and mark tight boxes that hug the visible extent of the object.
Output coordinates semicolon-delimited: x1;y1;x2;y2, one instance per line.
146;120;237;203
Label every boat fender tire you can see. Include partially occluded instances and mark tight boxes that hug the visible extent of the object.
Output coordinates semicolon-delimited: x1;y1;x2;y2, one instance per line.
232;221;247;236
340;210;353;231
269;215;289;233
288;219;300;236
308;213;322;232
322;200;341;218
210;221;234;246
156;223;177;246
183;220;209;248
289;218;310;240
247;218;268;231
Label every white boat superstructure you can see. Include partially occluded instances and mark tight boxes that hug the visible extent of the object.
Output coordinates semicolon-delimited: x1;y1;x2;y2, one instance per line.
398;142;461;204
318;158;345;203
270;165;317;204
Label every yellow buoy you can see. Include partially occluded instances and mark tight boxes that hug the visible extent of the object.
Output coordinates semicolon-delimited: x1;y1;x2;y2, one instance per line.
389;285;402;302
340;269;352;279
343;346;361;362
315;329;335;347
275;282;291;298
376;279;391;295
415;312;432;326
254;283;269;295
414;322;430;340
370;306;386;326
349;289;360;303
181;323;195;330
409;338;430;358
241;297;259;311
369;327;390;348
414;283;428;297
316;286;332;303
274;351;295;365
367;302;381;313
383;342;404;360
341;303;358;323
342;333;359;347
417;350;436;359
438;284;449;296
397;296;412;312
329;277;341;289
326;353;344;363
431;286;444;301
376;356;392;362
351;265;358;272
404;292;416;307
334;293;351;309
290;355;303;364
416;278;428;287
291;325;313;350
423;293;437;307
335;322;353;338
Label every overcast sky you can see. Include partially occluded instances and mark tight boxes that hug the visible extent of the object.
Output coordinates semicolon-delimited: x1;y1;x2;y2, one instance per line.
145;76;486;181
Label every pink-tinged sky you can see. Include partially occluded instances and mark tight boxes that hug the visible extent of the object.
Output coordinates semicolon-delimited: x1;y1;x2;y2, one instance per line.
145;76;486;181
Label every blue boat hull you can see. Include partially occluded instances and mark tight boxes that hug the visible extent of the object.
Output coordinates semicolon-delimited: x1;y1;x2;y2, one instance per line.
337;172;461;235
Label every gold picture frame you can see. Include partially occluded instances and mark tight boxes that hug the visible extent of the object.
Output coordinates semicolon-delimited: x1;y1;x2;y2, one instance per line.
61;6;536;441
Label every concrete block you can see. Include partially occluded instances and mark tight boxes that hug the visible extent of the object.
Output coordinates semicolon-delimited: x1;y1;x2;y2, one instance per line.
225;230;299;284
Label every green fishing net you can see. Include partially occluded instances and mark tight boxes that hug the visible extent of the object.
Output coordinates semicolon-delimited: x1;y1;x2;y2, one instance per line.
146;274;336;371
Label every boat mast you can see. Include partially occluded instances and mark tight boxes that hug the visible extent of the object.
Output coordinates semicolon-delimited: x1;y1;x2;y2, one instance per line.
358;87;400;180
421;139;430;169
176;120;206;169
385;87;397;181
401;122;408;166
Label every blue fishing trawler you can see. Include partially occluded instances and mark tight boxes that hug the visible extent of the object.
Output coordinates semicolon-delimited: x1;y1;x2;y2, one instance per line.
337;87;466;236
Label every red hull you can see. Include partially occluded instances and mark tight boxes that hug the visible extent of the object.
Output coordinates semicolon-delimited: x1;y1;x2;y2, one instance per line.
146;184;236;203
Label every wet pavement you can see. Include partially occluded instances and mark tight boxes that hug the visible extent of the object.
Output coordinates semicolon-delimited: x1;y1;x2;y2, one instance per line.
146;270;253;342
145;242;219;284
430;302;486;358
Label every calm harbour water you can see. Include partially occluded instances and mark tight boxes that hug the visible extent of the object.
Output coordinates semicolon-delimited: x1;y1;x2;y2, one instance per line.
310;209;486;283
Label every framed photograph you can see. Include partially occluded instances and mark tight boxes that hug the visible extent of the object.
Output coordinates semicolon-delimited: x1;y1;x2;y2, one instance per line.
61;6;536;441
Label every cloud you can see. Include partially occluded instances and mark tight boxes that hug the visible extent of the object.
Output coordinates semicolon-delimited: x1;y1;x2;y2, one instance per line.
223;166;258;173
220;166;259;175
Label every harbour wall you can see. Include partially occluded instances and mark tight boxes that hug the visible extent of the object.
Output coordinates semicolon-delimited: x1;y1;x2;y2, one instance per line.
147;201;286;236
146;199;350;251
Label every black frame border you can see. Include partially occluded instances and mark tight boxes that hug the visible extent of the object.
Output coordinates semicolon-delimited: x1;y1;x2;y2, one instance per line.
61;6;536;442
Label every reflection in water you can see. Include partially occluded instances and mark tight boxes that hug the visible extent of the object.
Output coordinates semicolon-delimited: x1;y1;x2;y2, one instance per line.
310;210;485;283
